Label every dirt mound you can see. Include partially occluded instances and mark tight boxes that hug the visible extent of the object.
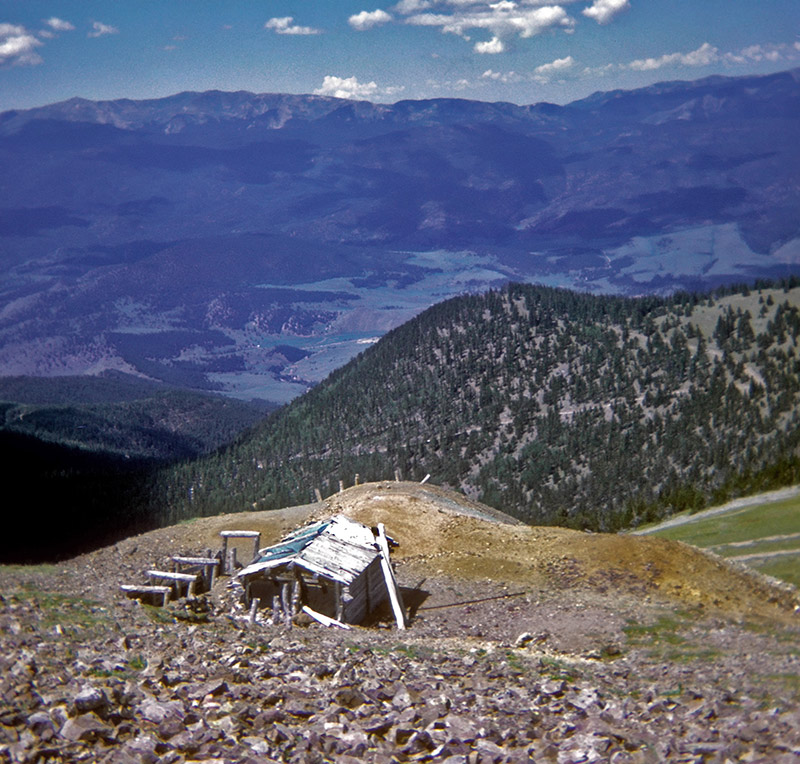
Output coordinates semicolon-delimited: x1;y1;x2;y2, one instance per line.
101;481;799;621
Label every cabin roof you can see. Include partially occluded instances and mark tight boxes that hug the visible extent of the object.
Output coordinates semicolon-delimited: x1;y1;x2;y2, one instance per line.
236;515;381;585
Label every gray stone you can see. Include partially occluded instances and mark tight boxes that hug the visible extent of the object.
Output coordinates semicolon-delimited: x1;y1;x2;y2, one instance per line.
60;712;114;743
73;684;108;715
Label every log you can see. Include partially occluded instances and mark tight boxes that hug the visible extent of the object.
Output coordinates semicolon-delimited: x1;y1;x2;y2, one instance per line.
171;556;219;590
219;530;262;567
120;585;171;607
146;570;199;598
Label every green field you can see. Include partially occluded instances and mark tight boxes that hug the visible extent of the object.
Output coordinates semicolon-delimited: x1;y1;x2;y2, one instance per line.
637;489;800;588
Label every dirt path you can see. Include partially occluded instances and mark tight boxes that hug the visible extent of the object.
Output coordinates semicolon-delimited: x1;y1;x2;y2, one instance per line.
630;485;800;535
713;531;800;549
728;548;800;562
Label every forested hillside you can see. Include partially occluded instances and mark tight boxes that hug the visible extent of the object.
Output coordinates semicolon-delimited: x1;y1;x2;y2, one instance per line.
156;279;800;531
0;372;267;460
0;374;268;561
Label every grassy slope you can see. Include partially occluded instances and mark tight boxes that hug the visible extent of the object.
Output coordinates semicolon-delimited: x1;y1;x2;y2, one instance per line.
639;487;800;587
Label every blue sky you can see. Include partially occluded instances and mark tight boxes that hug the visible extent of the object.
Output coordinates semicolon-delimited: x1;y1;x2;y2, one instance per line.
1;0;798;111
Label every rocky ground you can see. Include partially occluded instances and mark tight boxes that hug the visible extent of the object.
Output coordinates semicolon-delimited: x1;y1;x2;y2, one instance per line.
1;482;799;763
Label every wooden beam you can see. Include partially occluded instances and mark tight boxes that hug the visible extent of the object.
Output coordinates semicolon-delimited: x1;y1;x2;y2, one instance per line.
376;523;406;630
146;570;199;598
301;605;352;630
120;584;171;607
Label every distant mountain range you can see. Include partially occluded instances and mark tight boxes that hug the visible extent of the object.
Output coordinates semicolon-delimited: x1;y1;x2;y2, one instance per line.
1;69;799;403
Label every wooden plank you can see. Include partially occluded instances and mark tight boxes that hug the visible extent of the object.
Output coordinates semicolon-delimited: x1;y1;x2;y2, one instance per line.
219;530;261;538
172;556;219;565
172;556;219;589
120;584;171;607
377;523;406;630
302;605;352;630
146;570;199;598
146;570;198;582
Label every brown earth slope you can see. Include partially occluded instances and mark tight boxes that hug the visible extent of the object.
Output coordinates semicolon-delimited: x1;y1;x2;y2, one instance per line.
106;481;798;621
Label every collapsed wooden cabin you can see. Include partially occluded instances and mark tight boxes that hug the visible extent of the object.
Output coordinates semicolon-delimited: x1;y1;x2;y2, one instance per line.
236;515;405;628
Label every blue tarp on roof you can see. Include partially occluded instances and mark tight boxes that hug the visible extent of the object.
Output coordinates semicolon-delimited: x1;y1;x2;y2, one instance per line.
254;520;330;565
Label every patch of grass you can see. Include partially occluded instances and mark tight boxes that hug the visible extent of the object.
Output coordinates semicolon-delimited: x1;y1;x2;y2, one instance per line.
716;538;800;557
663;647;722;663
624;615;721;663
621;614;722;662
539;656;579;681
652;494;800;548
742;621;800;643
623;615;686;643
0;563;59;576
142;603;177;624
645;491;800;588
85;653;147;681
392;643;431;661
13;588;112;638
765;673;800;700
504;649;526;673
750;554;800;587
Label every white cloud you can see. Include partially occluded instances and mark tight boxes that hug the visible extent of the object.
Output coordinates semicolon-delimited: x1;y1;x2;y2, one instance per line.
475;36;505;53
349;9;393;30
265;17;321;35
404;3;574;53
581;62;615;77
581;40;799;81
394;0;432;11
534;54;574;75
45;17;75;32
627;42;719;71
482;68;520;82
314;75;403;100
582;0;629;25
88;21;119;38
0;23;43;66
731;43;786;63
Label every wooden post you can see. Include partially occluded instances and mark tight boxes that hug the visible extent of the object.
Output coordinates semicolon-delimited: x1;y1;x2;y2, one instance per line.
281;582;292;623
252;534;260;564
394;469;401;482
226;547;237;575
377;523;406;630
354;473;360;485
339;480;344;493
249;598;260;625
221;536;229;572
334;582;344;622
272;595;280;625
314;487;323;502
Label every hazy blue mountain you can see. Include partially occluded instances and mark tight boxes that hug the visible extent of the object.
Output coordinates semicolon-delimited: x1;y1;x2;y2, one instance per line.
1;69;798;403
